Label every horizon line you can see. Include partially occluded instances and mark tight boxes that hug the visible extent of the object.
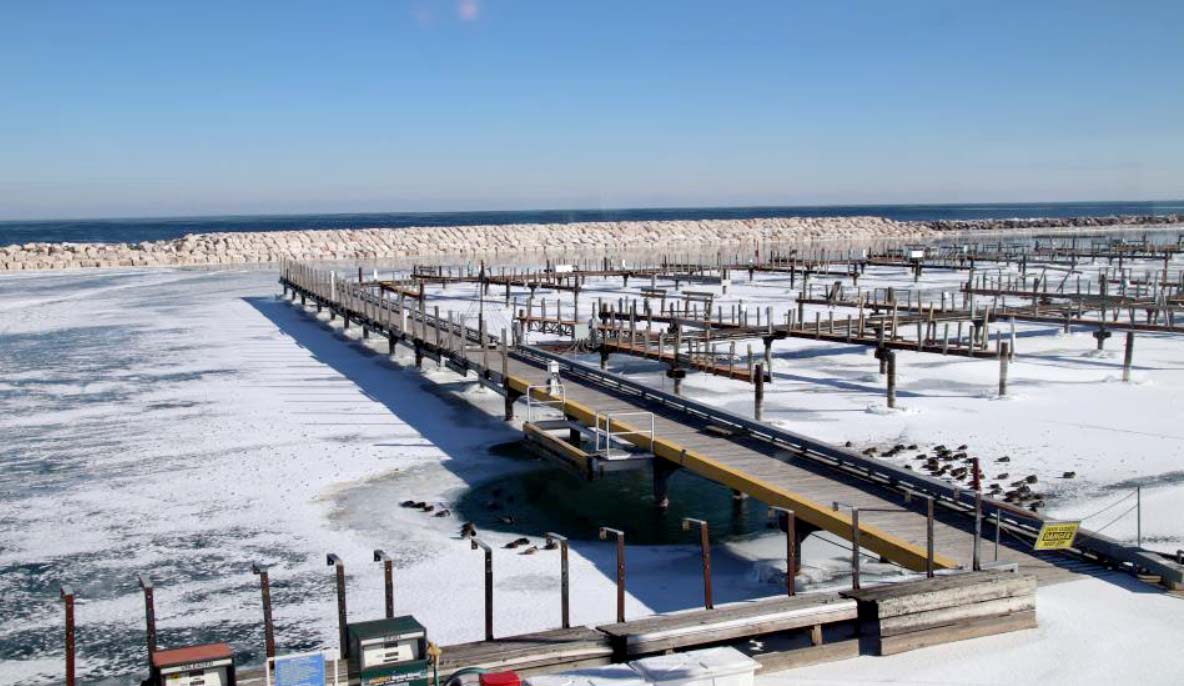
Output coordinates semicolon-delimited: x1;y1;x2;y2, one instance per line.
2;197;1183;225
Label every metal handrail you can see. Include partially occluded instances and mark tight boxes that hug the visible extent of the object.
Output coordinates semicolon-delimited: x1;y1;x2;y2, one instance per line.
593;410;655;459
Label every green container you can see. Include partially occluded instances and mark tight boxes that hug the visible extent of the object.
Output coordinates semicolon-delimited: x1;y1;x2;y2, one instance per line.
347;616;431;686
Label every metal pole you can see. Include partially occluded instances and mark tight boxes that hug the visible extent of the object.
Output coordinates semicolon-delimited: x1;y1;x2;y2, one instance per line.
251;564;276;660
470;539;494;640
61;586;75;686
753;363;764;421
545;533;570;629
770;507;796;596
137;575;156;670
994;510;1002;562
973;489;983;571
1137;486;1142;547
374;550;394;618
999;342;1010;396
925;496;935;578
326;554;349;660
599;527;626;622
682;518;713;609
1123;331;1134;383
851;508;861;590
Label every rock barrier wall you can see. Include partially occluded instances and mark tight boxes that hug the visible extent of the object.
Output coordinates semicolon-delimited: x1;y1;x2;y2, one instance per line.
1;214;1180;271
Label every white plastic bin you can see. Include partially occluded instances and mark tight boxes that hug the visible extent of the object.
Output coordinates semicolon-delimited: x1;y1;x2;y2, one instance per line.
525;664;651;686
629;647;758;686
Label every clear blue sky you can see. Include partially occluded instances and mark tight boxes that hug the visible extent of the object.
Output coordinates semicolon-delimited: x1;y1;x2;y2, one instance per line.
1;1;1181;219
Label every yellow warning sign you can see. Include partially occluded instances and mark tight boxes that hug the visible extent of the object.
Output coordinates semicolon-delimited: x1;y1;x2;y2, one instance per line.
1034;521;1081;550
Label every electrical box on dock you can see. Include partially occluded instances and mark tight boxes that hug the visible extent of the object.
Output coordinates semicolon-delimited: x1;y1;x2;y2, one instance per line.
347;616;430;686
150;643;236;686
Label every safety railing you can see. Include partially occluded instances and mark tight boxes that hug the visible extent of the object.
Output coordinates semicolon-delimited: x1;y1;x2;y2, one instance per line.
525;383;566;423
593;411;655;460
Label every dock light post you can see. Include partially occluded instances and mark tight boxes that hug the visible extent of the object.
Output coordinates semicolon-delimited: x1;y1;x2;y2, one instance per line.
373;550;395;619
599;527;627;623
251;563;276;660
469;538;494;641
61;586;75;686
768;507;797;596
137;575;157;669
326;554;349;660
544;533;570;629
682;518;713;610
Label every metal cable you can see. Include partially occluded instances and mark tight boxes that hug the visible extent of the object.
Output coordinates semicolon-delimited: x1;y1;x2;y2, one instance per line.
1093;504;1139;535
1077;490;1136;522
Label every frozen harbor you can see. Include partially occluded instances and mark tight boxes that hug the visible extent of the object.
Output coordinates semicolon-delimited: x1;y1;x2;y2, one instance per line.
2;247;1183;684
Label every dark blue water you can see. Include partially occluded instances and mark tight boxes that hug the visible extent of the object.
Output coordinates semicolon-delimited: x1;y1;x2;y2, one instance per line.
2;201;1182;247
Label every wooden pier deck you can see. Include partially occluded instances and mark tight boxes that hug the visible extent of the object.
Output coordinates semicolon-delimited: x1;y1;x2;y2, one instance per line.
278;263;1184;592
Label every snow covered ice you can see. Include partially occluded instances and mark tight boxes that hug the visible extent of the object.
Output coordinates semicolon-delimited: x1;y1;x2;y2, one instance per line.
2;255;1183;685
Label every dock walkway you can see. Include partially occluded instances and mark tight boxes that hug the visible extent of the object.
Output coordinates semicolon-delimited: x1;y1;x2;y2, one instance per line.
278;262;1184;590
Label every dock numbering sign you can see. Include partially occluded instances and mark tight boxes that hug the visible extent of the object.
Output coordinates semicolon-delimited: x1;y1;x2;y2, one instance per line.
1034;521;1081;551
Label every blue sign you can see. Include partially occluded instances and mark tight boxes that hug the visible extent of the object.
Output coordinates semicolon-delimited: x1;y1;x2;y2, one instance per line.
275;652;326;686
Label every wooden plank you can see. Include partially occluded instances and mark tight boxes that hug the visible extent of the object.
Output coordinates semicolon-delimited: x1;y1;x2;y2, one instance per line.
438;627;611;672
877;610;1038;656
879;595;1036;637
597;596;857;655
750;638;861;672
843;570;1019;603
876;576;1037;620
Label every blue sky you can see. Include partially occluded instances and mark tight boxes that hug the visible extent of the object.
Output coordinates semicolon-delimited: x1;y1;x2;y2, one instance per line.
1;1;1181;219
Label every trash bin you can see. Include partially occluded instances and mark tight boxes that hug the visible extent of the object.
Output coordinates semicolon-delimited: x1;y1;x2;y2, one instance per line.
630;647;758;686
525;664;651;686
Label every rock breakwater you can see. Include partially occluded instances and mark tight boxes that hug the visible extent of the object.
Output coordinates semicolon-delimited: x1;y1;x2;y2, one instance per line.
1;214;1180;271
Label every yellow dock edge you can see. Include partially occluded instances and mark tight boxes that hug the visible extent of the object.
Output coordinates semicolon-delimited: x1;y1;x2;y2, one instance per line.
510;376;958;572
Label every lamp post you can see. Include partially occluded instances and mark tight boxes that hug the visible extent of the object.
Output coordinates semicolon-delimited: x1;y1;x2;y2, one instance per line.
469;538;494;640
61;586;75;686
251;563;276;660
599;527;627;623
681;518;713;609
544;533;570;629
137;575;156;669
373;550;394;618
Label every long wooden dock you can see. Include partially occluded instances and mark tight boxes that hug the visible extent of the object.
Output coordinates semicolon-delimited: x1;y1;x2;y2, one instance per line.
278;262;1184;591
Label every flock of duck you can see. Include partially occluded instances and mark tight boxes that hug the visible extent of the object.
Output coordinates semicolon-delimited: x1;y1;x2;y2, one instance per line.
853;441;1079;513
400;487;560;555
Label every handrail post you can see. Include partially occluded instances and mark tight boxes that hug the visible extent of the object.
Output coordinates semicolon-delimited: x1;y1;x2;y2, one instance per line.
599;527;627;622
682;518;713;609
545;533;570;628
470;539;494;640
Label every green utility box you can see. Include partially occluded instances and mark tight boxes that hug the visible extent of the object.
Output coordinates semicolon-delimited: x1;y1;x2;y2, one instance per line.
347;616;430;686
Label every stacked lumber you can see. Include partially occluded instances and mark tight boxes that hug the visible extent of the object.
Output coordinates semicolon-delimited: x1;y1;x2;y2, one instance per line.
843;570;1037;656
